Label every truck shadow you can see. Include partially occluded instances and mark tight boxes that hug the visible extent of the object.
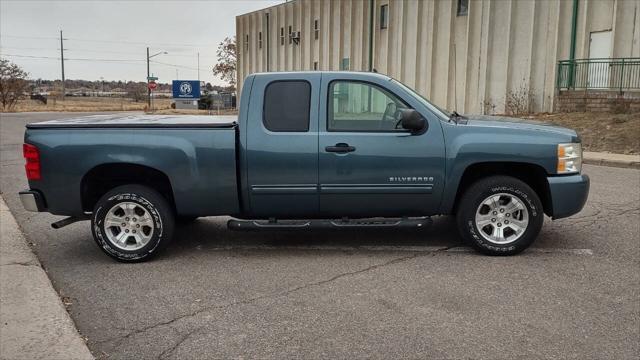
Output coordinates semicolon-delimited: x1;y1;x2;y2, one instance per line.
167;215;464;256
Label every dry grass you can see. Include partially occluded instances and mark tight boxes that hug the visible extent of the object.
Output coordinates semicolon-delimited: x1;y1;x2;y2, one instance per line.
8;97;172;112
522;112;640;154
148;108;238;116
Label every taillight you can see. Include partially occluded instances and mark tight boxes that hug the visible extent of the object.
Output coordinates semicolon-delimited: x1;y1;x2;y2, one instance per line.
23;143;41;180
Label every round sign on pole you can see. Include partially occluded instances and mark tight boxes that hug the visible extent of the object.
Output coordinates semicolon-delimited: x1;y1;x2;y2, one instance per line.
148;81;157;90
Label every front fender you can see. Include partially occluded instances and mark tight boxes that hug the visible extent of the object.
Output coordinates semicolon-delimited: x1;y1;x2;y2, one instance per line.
439;124;565;214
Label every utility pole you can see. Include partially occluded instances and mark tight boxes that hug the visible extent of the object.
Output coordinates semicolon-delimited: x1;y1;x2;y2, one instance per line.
146;48;167;108
146;47;150;108
197;52;200;82
60;30;65;101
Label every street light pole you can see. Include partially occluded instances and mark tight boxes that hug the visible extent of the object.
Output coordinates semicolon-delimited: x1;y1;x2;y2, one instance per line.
146;48;168;108
60;30;65;101
146;47;150;108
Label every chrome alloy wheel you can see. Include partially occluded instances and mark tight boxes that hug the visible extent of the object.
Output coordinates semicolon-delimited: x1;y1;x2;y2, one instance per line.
475;193;529;245
104;202;155;251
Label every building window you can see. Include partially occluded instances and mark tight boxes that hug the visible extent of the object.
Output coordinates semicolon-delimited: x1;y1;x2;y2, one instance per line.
328;81;409;132
258;32;262;49
288;25;293;44
245;34;249;51
380;4;389;29
457;0;468;16
314;19;319;40
340;58;350;71
263;81;311;132
313;61;318;70
280;27;284;45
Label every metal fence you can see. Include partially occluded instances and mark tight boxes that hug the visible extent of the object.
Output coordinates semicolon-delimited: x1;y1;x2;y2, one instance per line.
556;58;640;91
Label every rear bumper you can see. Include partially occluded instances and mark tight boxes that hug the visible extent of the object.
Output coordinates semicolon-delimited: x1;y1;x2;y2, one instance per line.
19;190;46;212
547;174;590;219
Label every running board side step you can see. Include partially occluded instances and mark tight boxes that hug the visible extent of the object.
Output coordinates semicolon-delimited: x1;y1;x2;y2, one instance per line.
227;217;432;231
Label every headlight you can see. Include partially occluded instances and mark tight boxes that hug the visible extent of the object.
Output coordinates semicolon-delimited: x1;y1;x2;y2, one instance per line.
557;143;582;174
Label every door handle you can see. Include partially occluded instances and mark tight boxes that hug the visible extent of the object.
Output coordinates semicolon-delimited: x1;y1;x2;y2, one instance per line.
325;143;356;153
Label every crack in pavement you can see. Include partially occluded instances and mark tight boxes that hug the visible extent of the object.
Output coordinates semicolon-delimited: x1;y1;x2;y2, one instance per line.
156;327;203;360
558;203;639;229
0;261;39;267
97;250;436;351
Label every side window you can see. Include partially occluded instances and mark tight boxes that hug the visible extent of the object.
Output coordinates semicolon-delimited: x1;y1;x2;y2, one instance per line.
328;81;409;132
380;4;389;29
263;81;311;132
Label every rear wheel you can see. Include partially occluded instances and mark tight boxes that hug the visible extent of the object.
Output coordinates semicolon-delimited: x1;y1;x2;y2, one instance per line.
91;185;174;262
456;176;543;255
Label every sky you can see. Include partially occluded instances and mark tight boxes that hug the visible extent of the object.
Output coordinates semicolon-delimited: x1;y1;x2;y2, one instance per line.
0;0;281;85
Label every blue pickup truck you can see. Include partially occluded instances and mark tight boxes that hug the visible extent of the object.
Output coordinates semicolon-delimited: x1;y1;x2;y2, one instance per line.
20;72;589;262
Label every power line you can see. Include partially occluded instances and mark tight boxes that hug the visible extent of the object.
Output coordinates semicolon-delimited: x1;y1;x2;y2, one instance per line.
0;35;59;40
1;53;145;64
150;60;199;71
0;54;58;60
0;34;216;48
0;46;216;59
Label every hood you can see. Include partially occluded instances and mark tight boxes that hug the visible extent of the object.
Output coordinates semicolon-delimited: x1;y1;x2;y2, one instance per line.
461;115;578;139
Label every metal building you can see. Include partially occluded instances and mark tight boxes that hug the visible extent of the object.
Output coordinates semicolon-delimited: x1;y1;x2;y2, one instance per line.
236;0;640;114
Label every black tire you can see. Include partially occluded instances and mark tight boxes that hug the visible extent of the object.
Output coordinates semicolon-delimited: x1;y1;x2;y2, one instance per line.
91;185;175;262
456;176;544;255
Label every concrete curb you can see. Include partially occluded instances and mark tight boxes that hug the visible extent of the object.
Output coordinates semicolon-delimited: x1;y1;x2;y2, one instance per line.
0;197;93;360
583;151;640;169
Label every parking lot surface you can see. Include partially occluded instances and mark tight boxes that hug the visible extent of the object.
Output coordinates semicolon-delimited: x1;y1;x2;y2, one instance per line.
1;112;638;359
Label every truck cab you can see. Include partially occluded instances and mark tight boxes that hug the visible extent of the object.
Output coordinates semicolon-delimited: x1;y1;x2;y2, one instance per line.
240;72;446;219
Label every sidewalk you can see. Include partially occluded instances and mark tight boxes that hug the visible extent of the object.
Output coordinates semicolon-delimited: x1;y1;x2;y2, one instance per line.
0;197;93;360
583;151;640;169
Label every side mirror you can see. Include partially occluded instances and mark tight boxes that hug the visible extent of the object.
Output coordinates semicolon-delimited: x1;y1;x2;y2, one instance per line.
400;109;426;133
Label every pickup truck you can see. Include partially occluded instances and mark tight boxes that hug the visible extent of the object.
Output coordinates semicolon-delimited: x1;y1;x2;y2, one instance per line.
19;71;589;262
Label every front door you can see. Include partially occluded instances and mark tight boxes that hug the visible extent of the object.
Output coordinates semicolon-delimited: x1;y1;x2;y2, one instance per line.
318;75;445;218
245;74;320;217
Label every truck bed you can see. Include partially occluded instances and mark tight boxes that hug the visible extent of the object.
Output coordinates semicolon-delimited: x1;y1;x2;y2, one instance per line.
25;114;240;217
26;114;237;129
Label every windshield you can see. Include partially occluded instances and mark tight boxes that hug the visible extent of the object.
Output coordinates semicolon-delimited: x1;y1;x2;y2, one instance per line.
391;79;451;120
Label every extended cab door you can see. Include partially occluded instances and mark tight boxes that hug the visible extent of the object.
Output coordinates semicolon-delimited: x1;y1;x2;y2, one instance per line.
244;74;320;217
318;74;446;217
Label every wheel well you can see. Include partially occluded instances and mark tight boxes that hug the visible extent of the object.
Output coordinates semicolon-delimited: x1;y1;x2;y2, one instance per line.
81;163;176;213
453;162;552;216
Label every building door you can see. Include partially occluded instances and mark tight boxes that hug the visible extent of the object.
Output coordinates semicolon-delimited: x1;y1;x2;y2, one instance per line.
588;30;612;88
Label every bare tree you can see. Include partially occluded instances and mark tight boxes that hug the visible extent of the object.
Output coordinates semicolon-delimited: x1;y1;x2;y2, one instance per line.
212;37;237;89
0;58;29;110
126;82;146;102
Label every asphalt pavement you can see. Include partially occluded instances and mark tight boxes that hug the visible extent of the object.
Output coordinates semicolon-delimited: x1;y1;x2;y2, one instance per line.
1;112;638;359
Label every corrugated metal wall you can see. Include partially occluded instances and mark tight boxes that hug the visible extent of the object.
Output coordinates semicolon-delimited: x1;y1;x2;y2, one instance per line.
237;0;639;114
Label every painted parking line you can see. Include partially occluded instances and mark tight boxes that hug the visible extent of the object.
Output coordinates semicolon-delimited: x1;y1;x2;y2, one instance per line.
445;247;594;255
202;244;593;255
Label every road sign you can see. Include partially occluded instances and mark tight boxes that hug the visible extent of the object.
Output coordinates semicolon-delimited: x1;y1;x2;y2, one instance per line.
148;81;157;90
172;80;200;99
147;76;158;81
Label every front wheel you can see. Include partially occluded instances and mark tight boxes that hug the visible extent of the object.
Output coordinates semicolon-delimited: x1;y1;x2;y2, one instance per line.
456;176;544;255
91;185;175;262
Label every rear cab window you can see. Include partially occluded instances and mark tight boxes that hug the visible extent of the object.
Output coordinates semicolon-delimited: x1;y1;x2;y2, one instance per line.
263;81;311;132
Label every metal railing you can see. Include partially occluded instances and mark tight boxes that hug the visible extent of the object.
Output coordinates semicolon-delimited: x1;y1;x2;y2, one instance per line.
556;58;640;91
